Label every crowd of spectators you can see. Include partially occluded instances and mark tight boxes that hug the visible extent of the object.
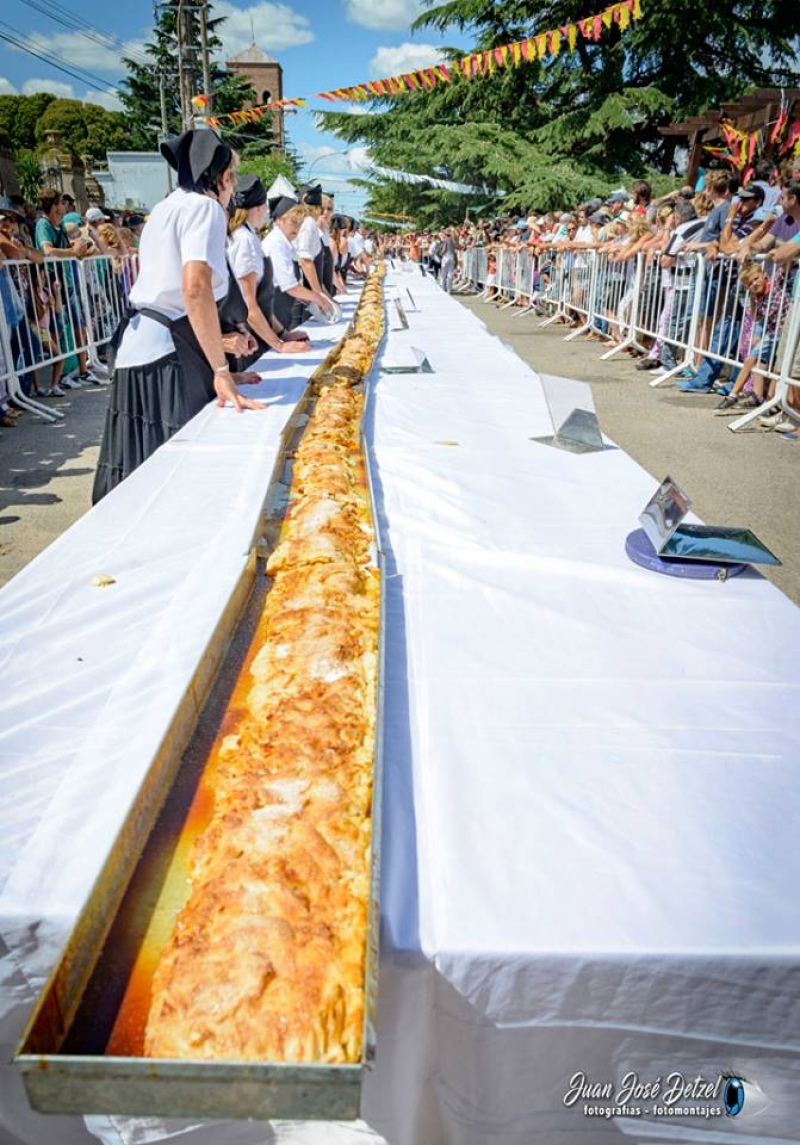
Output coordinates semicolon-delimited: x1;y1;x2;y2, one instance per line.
385;157;800;433
0;182;388;438
0;190;145;429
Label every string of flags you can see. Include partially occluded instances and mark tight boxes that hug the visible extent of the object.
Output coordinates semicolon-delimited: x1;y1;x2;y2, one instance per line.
205;0;642;130
704;106;800;183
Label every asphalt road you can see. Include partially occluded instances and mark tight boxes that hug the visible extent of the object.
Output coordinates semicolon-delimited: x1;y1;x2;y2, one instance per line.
2;300;799;605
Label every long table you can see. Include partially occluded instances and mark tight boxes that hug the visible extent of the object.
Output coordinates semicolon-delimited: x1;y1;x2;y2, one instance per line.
2;269;799;1144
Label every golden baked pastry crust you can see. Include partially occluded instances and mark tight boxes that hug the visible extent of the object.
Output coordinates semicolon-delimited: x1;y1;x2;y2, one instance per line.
144;267;386;1065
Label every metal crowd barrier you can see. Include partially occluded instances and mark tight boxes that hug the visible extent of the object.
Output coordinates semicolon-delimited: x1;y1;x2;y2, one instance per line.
0;253;139;422
456;241;800;426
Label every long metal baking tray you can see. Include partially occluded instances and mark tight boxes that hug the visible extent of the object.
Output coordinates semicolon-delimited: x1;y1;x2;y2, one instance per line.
15;306;386;1121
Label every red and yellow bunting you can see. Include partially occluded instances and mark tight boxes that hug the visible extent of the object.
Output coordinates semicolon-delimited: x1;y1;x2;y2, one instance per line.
207;0;641;130
703;111;800;184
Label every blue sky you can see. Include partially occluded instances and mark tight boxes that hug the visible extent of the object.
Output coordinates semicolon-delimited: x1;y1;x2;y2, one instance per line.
0;0;471;215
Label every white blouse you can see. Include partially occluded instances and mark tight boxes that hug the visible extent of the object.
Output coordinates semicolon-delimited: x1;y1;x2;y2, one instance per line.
228;223;264;283
117;188;228;369
295;215;322;262
262;226;300;292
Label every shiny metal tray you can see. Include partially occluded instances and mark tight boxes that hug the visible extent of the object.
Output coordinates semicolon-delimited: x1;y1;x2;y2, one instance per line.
15;345;386;1121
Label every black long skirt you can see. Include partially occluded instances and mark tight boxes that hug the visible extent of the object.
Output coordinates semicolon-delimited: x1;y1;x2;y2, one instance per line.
92;352;197;503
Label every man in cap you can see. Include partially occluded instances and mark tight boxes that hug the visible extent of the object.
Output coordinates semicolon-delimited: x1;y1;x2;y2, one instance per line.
604;190;629;217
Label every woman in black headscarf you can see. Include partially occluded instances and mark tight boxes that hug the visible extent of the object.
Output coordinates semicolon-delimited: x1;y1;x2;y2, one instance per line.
261;196;335;335
227;174;311;369
92;129;263;503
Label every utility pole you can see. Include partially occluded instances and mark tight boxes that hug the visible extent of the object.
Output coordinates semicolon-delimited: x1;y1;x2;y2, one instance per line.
176;0;196;130
199;1;212;118
158;71;174;190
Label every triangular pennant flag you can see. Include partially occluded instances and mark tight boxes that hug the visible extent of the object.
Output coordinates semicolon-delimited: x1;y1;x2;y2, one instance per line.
500;44;509;65
472;54;481;76
579;17;592;37
535;33;547;56
511;41;523;65
484;50;495;74
567;23;578;50
437;64;451;81
549;29;562;56
461;56;472;78
631;0;642;18
602;8;614;28
617;5;631;30
592;14;603;38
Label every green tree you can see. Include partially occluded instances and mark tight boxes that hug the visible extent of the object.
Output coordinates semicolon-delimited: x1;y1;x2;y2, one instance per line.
0;93;56;153
35;99;129;161
15;149;43;201
238;148;300;190
322;0;800;215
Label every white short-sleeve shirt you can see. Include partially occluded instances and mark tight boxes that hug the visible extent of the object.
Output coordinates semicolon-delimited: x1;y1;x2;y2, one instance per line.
262;226;300;292
228;223;264;283
348;233;366;258
295;215;322;262
116;188;229;368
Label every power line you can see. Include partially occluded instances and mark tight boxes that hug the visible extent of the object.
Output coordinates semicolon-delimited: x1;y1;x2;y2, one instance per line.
15;0;152;67
0;23;117;93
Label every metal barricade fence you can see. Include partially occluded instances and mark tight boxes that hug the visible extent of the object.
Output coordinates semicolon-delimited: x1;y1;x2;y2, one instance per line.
447;243;800;431
512;249;542;317
535;248;566;323
495;247;517;306
0;253;139;422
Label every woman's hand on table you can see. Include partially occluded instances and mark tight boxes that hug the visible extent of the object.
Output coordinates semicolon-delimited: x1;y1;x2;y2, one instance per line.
222;331;257;356
279;339;312;354
214;366;266;412
232;370;262;385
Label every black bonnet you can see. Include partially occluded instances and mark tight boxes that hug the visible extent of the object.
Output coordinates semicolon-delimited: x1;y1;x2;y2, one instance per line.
160;129;233;193
234;174;268;210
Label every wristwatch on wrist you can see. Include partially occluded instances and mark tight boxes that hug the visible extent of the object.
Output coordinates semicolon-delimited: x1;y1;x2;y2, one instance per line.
214;363;231;375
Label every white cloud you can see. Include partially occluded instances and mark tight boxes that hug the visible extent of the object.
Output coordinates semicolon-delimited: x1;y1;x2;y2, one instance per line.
22;78;75;99
214;2;314;58
16;77;123;110
84;88;124;113
11;31;146;73
337;102;371;116
0;77;18;96
369;42;443;77
346;0;423;31
347;146;372;171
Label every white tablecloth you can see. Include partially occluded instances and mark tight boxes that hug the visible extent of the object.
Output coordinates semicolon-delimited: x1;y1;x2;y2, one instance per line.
1;268;799;1145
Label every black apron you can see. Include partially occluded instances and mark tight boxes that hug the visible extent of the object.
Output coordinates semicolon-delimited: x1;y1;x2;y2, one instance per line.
321;242;335;296
136;270;249;421
269;252;309;334
227;255;278;372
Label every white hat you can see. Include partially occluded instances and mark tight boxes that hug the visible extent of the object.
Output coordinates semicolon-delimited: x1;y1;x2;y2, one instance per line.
86;207;105;222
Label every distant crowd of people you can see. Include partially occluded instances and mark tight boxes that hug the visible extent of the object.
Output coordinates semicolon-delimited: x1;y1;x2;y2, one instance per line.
385;158;800;433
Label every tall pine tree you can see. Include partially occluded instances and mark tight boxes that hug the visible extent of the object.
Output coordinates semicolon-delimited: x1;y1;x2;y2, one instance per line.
322;0;800;217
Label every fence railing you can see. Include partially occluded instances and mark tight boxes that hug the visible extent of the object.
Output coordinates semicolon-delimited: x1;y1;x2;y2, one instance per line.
458;243;800;430
0;253;139;423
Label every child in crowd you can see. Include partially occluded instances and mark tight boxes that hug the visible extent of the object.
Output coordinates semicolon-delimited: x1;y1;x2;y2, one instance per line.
714;261;790;413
